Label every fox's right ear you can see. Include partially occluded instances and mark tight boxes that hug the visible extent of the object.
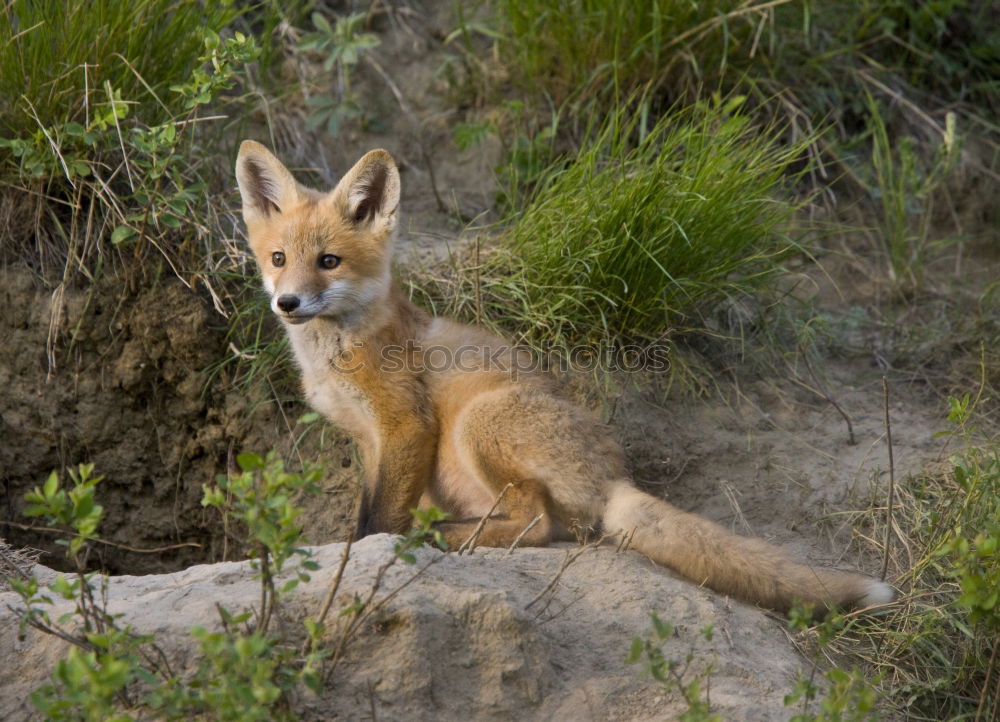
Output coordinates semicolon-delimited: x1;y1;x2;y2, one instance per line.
235;140;300;222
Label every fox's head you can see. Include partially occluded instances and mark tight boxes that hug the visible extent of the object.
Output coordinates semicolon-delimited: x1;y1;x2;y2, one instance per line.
235;141;399;327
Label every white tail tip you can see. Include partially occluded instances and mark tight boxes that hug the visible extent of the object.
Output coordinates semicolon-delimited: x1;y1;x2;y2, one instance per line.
859;580;896;609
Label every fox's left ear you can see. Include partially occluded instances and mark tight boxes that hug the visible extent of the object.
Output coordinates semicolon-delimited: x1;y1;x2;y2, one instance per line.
329;149;400;232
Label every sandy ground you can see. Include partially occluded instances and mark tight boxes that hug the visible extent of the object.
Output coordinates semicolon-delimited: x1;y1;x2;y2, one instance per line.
2;537;840;721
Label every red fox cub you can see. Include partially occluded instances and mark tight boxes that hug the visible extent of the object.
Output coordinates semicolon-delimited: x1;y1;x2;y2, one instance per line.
235;141;893;613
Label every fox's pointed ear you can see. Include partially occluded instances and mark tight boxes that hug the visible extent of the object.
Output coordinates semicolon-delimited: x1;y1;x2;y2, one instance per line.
235;140;300;222
329;149;400;231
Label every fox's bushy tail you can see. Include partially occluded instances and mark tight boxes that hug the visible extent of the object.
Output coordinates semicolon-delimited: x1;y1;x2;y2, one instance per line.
603;483;894;612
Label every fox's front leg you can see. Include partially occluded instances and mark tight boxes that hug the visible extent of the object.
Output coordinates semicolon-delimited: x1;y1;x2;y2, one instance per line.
355;416;437;537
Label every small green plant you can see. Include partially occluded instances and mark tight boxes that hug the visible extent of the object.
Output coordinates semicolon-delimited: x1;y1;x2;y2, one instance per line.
10;448;454;720
12;453;328;719
23;464;104;560
202;446;324;635
784;666;881;722
626;612;719;721
939;395;1000;722
12;465;173;719
0;22;260;295
297;11;380;137
174;607;305;721
785;605;881;721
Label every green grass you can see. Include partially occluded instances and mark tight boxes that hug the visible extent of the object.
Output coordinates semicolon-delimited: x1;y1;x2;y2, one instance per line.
812;396;1000;720
487;0;999;262
493;0;761;111
0;0;238;137
0;0;259;276
0;0;303;424
426;100;809;349
767;1;1000;127
492;0;1000;133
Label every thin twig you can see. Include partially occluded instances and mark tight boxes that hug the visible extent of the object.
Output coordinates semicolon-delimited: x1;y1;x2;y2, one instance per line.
0;520;201;553
526;536;607;614
304;533;355;655
325;555;441;679
505;514;544;556
364;54;414;116
363;556;441;617
615;527;636;554
361;54;451;217
975;635;999;722
9;608;93;651
799;345;855;445
458;483;513;554
417;137;449;215
367;679;379;722
661;0;793;53
258;545;273;634
474;234;482;327
881;376;896;582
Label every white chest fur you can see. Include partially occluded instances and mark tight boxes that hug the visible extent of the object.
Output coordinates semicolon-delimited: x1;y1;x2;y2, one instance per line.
285;323;379;455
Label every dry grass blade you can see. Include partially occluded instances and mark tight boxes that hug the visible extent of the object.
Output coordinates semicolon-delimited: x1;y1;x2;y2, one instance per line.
304;532;355;656
0;539;41;586
0;520;201;554
505;514;545;556
526;534;609;617
880;377;896;583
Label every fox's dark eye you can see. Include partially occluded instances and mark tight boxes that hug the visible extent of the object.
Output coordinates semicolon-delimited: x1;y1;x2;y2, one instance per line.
271;251;285;267
319;253;341;270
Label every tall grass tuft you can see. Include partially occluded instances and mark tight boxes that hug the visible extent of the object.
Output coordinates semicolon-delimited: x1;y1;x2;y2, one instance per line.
0;0;238;136
437;101;808;348
864;94;960;290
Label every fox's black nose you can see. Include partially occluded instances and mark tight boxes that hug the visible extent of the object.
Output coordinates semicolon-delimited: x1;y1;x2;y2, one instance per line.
276;294;300;313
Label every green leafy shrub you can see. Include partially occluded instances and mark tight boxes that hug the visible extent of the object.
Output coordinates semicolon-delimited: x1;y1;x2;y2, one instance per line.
11;455;326;719
0;2;259;289
9;448;451;720
202;448;324;635
13;465;169;719
625;612;719;721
